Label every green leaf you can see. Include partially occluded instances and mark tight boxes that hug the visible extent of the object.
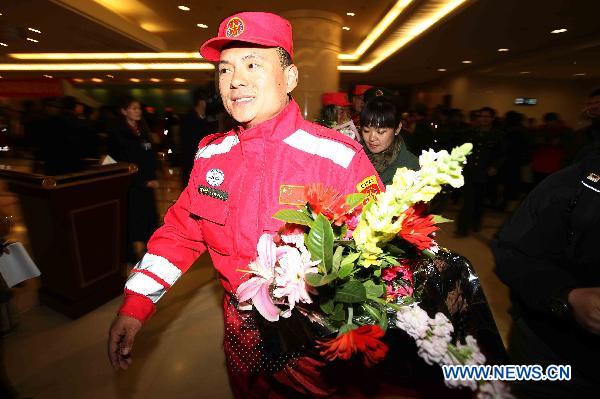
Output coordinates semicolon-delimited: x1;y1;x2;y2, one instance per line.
379;312;388;331
387;244;405;256
305;272;338;287
341;251;360;266
332;246;344;273
337;251;360;279
337;262;354;279
383;255;400;266
331;303;346;321
334;280;367;303
306;214;335;273
320;297;335;314
363;281;385;298
374;268;381;278
432;214;452;224
345;193;366;209
362;303;382;322
273;209;313;226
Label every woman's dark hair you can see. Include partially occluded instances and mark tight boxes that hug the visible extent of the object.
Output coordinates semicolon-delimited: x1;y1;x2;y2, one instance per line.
118;95;139;111
360;96;400;129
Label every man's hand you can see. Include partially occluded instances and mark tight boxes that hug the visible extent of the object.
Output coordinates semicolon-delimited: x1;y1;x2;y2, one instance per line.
108;315;142;370
568;288;600;335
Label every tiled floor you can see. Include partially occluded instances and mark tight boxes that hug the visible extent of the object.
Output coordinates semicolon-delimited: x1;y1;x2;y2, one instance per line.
1;164;513;399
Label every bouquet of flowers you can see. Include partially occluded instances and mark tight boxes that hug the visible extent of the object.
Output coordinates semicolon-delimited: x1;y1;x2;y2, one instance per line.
236;143;512;398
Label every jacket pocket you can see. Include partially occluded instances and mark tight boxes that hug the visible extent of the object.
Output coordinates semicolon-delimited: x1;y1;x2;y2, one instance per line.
188;186;231;255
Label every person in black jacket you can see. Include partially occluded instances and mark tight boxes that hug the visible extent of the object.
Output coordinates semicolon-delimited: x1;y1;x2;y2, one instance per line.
491;149;600;398
179;88;216;186
108;96;159;263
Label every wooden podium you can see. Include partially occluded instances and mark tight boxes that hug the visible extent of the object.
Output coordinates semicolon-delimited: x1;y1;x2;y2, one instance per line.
0;162;137;318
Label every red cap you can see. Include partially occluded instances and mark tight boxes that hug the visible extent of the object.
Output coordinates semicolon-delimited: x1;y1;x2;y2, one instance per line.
200;12;294;62
322;92;351;107
353;84;373;96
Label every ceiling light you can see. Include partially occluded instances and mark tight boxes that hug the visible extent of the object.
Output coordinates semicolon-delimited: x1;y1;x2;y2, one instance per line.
174;78;186;82
0;43;7;47
73;78;84;83
347;12;355;16
150;78;161;82
0;62;214;71
178;5;190;11
497;48;509;52
106;74;114;78
26;38;39;43
462;60;472;64
28;28;41;34
551;28;567;34
9;52;202;60
573;73;586;76
197;23;208;28
520;71;530;74
339;0;415;61
339;0;470;72
342;26;351;31
130;78;140;82
91;78;103;82
437;68;447;72
43;74;53;78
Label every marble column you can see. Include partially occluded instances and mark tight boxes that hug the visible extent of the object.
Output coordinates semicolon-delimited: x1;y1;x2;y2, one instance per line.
282;10;342;121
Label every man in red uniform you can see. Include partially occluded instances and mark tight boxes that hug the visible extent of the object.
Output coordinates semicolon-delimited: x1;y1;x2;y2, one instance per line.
108;12;382;397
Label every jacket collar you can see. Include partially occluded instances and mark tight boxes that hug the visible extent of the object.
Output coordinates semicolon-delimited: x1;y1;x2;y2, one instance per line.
235;99;302;142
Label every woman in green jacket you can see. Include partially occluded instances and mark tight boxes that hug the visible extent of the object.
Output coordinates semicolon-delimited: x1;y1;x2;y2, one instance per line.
360;96;419;185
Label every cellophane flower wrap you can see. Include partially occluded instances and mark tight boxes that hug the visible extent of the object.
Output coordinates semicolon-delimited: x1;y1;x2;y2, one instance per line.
236;143;512;397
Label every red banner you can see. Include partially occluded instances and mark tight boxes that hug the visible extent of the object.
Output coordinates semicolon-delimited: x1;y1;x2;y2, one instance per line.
0;79;64;98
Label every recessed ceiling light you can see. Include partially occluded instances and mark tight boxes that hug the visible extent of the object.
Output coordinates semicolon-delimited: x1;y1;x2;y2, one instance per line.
174;78;186;82
73;78;84;83
26;38;39;43
91;78;103;82
28;28;41;34
462;60;472;64
497;48;509;52
0;42;7;47
437;68;447;72
43;74;53;78
178;5;190;11
551;28;567;34
130;78;140;82
150;78;161;82
520;71;531;74
347;12;355;16
197;23;208;28
106;74;114;78
573;73;586;76
342;26;351;31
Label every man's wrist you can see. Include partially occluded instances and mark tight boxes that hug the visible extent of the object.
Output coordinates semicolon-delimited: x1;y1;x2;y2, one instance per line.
547;286;576;321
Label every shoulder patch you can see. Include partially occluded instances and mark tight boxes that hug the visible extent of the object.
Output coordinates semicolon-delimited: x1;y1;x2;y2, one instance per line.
283;129;356;168
581;172;600;193
196;134;240;160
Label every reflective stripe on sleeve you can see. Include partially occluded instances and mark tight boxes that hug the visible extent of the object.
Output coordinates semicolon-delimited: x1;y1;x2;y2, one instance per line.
133;253;182;286
283;129;356;168
125;272;167;303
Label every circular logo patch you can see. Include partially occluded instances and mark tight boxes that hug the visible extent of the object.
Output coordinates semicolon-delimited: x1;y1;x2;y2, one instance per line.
225;17;244;38
206;168;225;187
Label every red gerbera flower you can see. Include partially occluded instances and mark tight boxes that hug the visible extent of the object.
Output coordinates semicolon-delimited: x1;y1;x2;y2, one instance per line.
398;204;439;251
318;325;389;367
305;184;353;226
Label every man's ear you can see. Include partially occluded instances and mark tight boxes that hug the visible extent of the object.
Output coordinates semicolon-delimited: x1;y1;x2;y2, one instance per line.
285;64;299;94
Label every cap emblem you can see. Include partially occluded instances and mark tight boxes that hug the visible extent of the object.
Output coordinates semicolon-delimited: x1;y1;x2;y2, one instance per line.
226;17;244;38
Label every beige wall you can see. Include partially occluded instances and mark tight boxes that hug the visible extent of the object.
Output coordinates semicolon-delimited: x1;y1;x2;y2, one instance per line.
413;74;600;129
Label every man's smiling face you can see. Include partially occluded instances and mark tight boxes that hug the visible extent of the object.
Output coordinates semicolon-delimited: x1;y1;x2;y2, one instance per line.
218;45;297;128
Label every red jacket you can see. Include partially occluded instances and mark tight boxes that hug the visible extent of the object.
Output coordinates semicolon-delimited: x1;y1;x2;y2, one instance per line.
118;100;382;323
